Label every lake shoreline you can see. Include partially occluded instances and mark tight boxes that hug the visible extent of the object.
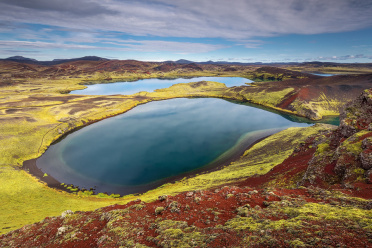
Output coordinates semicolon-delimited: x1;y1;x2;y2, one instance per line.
22;133;271;197
20;80;335;197
21;79;336;197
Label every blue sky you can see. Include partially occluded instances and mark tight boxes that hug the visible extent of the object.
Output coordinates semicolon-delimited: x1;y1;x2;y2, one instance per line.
0;0;372;62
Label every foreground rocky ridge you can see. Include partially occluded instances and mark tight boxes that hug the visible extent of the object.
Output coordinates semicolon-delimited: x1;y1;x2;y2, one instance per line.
1;186;371;248
2;90;371;247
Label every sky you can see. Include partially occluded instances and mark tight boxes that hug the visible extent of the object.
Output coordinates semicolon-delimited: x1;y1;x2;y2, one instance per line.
0;0;372;63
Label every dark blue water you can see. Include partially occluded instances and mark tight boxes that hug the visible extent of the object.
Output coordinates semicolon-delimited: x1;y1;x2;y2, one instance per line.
36;98;315;194
70;77;252;95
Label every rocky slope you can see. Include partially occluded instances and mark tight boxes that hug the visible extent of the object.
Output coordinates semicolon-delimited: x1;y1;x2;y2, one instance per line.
300;88;372;188
1;90;371;247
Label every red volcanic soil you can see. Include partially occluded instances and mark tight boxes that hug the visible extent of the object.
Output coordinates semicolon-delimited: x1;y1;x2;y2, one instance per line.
280;73;372;102
296;87;320;101
277;91;299;109
238;138;318;189
1;181;370;247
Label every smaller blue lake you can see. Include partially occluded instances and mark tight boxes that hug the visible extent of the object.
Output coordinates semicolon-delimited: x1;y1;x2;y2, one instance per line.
70;77;252;95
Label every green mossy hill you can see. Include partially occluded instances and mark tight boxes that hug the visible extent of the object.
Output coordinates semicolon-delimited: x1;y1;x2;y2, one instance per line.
289;92;344;121
301;88;372;187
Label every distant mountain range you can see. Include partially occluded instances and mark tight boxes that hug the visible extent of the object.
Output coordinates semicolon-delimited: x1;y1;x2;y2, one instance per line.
163;59;267;65
1;56;108;66
2;56;371;67
2;56;268;66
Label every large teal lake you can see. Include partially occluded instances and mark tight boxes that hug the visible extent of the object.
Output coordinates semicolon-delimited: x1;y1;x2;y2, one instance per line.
36;97;336;194
71;76;252;95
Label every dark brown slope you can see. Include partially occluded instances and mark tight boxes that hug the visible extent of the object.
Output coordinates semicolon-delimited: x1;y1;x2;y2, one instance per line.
279;73;372;100
233;73;372;119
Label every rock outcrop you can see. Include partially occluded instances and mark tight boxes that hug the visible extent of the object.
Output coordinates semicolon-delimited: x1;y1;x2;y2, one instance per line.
339;88;372;137
301;89;372;186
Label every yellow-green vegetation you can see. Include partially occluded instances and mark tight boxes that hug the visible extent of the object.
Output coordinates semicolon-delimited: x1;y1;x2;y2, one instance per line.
315;142;330;155
152;220;209;247
340;130;371;155
149;81;227;98
290;92;344;120
0;167;124;233
244;71;303;82
226;202;372;232
239;87;295;107
367;88;372;98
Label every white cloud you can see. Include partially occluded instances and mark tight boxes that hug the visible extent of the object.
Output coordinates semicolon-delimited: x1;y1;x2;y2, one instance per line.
316;54;372;61
1;0;372;61
0;40;95;49
0;40;225;54
0;0;371;40
0;0;117;16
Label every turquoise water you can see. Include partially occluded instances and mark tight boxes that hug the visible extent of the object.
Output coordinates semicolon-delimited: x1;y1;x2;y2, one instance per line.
36;98;321;194
70;77;252;95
